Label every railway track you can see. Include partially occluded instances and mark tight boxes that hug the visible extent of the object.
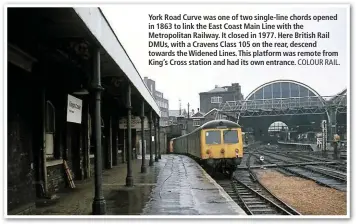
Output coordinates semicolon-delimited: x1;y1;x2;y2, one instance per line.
261;150;347;174
257;152;347;192
264;145;347;172
215;152;300;216
288;153;347;172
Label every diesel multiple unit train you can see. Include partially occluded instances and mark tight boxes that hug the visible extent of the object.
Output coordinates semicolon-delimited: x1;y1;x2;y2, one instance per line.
169;120;244;174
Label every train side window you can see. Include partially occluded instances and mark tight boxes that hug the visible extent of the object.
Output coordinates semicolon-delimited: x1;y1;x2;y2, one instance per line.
223;130;239;144
205;130;221;144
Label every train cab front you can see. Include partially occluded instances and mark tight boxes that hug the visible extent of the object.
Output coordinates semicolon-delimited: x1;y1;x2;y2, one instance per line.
231;148;242;165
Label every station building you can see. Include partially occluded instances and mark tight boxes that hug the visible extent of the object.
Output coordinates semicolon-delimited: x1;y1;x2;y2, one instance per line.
7;7;162;215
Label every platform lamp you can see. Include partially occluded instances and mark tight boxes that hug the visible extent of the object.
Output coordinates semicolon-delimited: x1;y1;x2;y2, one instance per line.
72;84;90;96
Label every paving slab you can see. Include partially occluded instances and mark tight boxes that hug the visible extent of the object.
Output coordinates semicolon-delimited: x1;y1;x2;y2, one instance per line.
29;154;245;216
142;155;246;215
31;156;161;215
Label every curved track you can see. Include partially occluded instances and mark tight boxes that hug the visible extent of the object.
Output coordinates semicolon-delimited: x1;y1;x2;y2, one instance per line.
215;152;300;215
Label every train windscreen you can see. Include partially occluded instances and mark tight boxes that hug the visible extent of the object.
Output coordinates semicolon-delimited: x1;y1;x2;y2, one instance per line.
205;130;221;144
223;130;239;144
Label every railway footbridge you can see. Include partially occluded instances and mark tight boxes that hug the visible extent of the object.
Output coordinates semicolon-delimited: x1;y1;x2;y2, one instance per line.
218;80;347;142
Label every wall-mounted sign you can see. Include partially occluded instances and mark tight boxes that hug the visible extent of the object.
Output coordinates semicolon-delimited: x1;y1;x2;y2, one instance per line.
67;94;83;124
119;116;150;130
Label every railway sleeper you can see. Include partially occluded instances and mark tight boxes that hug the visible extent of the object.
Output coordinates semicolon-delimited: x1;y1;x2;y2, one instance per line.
252;209;282;214
245;201;269;205
248;204;272;209
240;195;258;199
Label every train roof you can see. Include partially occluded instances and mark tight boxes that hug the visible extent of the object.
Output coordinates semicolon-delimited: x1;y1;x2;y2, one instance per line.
174;119;241;140
200;119;241;129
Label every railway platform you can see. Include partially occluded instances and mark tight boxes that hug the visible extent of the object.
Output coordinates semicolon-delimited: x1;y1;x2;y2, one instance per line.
277;141;329;151
30;154;246;216
277;141;347;160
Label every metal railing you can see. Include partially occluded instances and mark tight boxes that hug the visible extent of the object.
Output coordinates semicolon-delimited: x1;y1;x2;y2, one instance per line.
219;95;347;112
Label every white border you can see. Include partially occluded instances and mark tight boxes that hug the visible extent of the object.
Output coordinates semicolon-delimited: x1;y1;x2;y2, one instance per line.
2;1;351;221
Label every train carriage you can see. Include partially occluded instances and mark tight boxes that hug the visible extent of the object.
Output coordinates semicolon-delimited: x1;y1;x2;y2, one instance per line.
172;119;243;174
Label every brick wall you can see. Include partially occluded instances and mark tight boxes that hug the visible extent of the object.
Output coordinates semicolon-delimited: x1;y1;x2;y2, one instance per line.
47;164;65;193
8;115;36;212
7;63;36;212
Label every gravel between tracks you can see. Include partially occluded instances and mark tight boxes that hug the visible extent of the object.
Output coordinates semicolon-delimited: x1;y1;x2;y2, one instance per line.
255;169;347;215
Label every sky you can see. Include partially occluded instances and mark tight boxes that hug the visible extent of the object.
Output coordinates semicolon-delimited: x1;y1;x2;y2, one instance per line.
100;4;348;111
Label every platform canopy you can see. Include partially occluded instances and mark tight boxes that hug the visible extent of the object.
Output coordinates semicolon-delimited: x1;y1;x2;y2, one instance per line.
7;7;160;117
73;8;160;116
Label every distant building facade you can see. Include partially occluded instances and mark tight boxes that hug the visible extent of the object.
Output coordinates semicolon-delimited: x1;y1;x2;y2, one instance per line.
168;109;180;125
185;108;226;133
199;83;244;113
144;77;169;126
166;83;243;138
168;107;227;135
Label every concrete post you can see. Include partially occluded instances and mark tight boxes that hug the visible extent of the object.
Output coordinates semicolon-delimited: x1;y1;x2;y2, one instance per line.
141;100;147;173
126;84;133;187
91;47;106;215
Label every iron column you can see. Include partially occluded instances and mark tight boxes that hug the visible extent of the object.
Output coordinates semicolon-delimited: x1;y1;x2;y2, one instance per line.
126;84;133;187
158;117;161;159
92;47;106;215
149;110;154;166
141;100;147;173
122;128;126;164
155;116;159;162
186;103;189;152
